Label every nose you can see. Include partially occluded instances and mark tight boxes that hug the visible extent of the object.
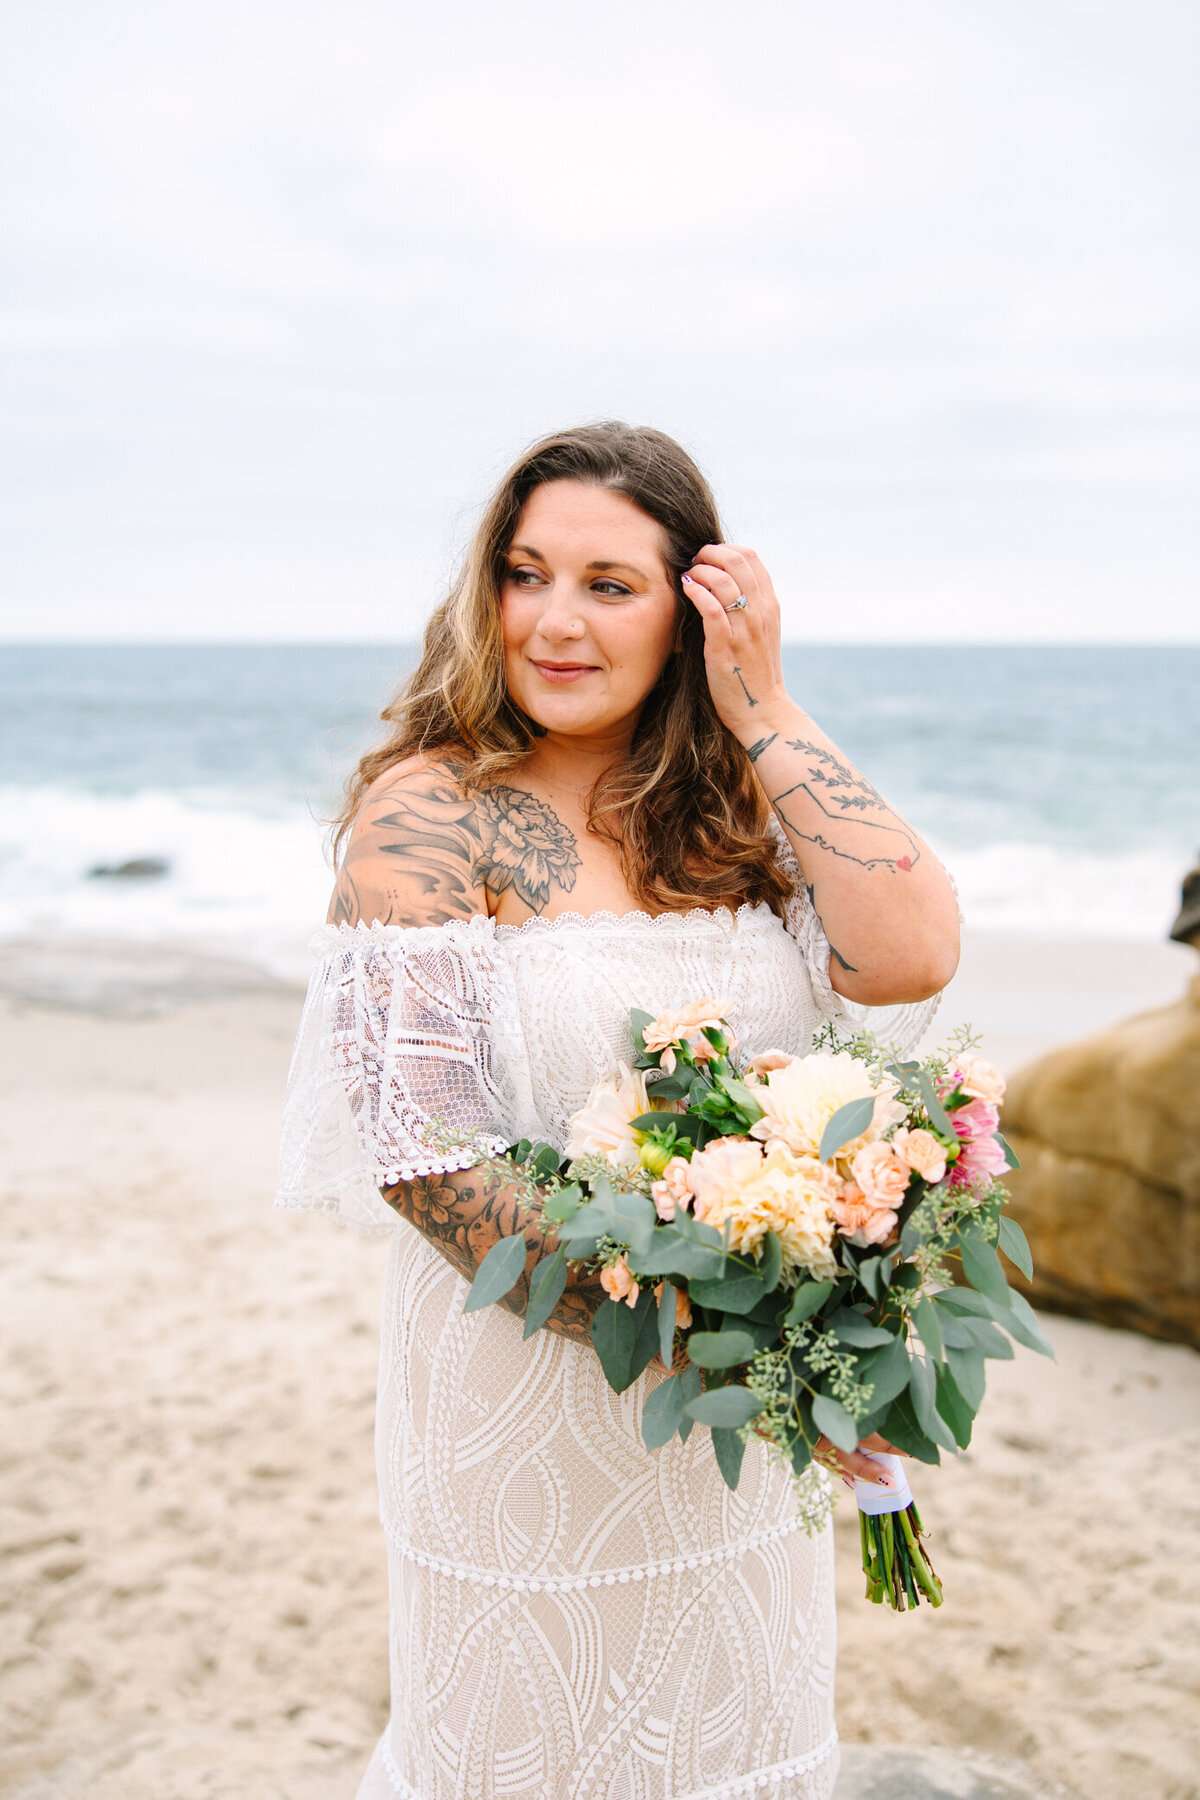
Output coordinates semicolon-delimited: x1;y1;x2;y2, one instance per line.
534;579;586;642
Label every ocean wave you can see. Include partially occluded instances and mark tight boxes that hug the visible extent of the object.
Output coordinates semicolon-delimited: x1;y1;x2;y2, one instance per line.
0;787;1191;974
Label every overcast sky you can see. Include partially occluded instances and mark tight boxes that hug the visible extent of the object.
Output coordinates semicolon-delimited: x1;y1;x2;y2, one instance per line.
2;0;1197;643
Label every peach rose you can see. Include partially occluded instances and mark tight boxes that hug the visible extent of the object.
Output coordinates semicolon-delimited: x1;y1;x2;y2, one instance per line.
891;1126;947;1185
650;1155;695;1222
849;1140;912;1208
746;1049;796;1083
642;997;733;1073
955;1053;1006;1107
600;1255;640;1309
831;1181;900;1248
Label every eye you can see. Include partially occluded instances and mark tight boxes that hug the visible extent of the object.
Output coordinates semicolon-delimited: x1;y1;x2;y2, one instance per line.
591;579;632;598
507;566;544;587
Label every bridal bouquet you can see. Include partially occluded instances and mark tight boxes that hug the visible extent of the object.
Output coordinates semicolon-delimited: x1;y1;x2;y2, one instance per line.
465;1001;1052;1613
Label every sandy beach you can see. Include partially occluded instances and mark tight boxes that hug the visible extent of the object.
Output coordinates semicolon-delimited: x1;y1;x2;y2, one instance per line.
2;930;1198;1800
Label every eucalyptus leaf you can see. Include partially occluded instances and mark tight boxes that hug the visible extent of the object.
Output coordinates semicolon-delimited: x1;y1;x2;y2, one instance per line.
811;1392;859;1453
996;1132;1021;1172
989;1289;1055;1358
830;1312;894;1348
463;1234;529;1313
687;1329;757;1370
757;1231;783;1294
684;1386;763;1428
959;1228;1010;1304
677;1363;702;1442
881;1390;942;1465
541;1183;583;1224
916;1070;955;1137
557;1205;604;1245
853;1333;912;1410
629;1286;662;1384
934;1286;993;1317
908;1354;958;1452
629;1007;654;1052
913;1297;945;1363
997;1215;1034;1280
590;1297;638;1393
645;1071;692;1101
641;1374;684;1451
712;1426;748;1490
783;1279;834;1325
688;1275;766;1316
935;1361;975;1449
657;1281;678;1367
953;1315;1015;1360
530;1144;566;1179
522;1245;569;1338
818;1094;878;1164
945;1343;986;1411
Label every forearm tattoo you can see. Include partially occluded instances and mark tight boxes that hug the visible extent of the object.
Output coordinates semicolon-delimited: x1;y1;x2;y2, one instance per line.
771;740;920;875
379;1168;604;1344
329;761;582;927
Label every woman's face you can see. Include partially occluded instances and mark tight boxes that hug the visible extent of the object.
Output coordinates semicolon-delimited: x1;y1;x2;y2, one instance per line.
500;480;680;744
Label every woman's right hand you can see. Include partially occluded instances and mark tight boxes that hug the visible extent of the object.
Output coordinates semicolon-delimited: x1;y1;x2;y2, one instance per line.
814;1431;906;1490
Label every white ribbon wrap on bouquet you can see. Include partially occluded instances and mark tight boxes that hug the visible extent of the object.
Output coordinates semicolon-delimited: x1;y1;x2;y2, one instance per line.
854;1453;914;1516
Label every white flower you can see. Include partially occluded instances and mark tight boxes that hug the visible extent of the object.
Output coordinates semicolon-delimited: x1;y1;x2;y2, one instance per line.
564;1064;653;1169
749;1051;905;1166
688;1138;840;1283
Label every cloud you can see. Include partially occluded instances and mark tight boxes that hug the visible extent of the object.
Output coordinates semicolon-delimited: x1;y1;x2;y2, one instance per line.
1;0;1198;640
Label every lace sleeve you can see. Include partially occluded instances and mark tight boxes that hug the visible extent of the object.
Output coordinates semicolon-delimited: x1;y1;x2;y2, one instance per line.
768;817;948;1059
275;914;531;1234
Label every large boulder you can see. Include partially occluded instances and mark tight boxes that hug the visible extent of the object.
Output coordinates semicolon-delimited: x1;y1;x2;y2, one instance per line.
999;960;1200;1349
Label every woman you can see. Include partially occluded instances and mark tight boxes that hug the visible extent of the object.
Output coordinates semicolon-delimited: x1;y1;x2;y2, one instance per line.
278;422;959;1799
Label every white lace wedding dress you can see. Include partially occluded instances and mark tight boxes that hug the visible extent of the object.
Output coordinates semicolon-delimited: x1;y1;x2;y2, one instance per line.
277;843;938;1800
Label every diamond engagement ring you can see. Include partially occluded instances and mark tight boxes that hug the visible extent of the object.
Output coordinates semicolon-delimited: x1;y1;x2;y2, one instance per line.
724;594;748;613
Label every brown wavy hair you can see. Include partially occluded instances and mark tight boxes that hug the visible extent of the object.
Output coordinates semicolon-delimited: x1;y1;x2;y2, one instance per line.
335;421;793;918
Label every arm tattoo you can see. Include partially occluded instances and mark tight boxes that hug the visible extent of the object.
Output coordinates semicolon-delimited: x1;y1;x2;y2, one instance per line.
805;882;858;972
773;739;920;874
379;1168;604;1344
746;733;777;763
732;666;757;707
328;762;581;927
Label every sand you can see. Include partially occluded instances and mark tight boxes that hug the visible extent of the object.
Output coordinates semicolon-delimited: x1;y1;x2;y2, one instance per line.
1;931;1198;1800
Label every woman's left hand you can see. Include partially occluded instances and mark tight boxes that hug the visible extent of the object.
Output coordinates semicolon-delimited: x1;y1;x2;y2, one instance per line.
681;544;789;742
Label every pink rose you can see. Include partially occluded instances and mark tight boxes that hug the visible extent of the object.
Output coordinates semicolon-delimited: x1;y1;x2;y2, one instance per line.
951;1132;1009;1187
849;1140;912;1207
950;1098;1001;1142
891;1126;947;1185
955;1053;1006;1107
600;1255;640;1308
948;1098;1007;1187
831;1181;900;1248
650;1156;695;1222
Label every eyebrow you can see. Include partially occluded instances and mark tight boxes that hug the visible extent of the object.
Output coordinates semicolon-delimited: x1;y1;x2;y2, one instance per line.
508;544;652;583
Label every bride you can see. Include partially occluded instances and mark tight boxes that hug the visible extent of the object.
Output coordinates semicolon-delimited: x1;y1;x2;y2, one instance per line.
277;422;959;1799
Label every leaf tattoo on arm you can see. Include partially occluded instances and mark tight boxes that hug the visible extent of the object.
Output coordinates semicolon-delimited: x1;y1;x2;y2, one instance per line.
379;1168;604;1343
773;740;920;874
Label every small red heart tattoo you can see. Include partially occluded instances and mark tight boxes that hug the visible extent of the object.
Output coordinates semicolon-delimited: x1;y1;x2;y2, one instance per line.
896;856;913;872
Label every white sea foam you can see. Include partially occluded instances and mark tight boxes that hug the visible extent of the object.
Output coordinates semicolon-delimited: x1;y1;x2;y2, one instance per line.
0;787;1189;981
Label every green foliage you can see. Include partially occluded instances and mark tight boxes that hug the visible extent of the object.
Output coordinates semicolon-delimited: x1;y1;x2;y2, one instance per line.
687;1329;757;1370
522;1246;568;1338
997;1214;1033;1279
818;1094;878;1163
684;1386;763;1428
641;1372;684;1450
811;1392;858;1452
711;1426;747;1490
783;1279;835;1325
464;1235;528;1312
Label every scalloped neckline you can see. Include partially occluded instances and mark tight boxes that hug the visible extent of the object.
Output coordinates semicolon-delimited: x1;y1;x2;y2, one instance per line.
491;900;772;939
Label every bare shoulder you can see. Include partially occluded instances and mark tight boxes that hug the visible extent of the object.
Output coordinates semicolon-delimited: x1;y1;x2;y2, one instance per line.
327;753;489;929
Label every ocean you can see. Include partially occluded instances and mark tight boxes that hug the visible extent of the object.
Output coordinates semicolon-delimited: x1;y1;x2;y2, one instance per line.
2;644;1197;982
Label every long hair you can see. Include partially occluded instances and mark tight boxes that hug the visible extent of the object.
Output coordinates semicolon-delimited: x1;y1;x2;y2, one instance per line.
334;421;793;917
